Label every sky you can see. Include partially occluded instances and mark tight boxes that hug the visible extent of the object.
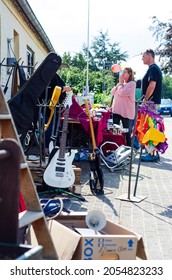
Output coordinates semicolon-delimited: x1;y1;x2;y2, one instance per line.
28;0;171;78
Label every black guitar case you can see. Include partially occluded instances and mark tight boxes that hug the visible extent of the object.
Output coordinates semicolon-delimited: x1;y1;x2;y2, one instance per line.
8;52;62;145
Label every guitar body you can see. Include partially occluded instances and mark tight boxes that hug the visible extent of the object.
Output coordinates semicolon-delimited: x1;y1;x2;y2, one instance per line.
89;150;104;195
84;99;104;196
43;149;76;189
43;92;75;189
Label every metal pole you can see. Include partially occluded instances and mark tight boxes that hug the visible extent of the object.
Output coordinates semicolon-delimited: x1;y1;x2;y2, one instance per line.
86;0;90;95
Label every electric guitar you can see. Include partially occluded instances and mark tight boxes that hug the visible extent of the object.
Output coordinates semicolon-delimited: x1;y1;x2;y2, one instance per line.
44;86;62;132
84;99;104;195
43;92;76;189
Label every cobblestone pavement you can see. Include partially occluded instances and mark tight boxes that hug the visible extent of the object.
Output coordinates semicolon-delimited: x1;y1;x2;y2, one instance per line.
62;117;172;260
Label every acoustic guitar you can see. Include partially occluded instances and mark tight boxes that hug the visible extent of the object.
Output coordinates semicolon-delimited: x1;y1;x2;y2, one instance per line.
43;92;76;189
84;99;104;195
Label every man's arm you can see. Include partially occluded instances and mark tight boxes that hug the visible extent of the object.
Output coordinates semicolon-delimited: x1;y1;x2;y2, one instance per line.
144;81;156;101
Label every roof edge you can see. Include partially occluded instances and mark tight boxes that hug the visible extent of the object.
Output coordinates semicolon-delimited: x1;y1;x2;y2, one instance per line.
12;0;55;53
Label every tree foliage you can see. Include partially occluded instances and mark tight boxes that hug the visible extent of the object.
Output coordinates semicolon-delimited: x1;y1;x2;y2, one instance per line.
150;16;172;74
83;30;128;70
149;17;172;99
61;30;128;102
162;75;172;98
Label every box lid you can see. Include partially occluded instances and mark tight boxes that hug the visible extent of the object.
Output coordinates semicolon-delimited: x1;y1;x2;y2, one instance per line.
47;220;80;260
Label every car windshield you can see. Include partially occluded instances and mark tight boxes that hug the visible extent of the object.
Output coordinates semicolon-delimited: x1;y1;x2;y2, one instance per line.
161;99;172;105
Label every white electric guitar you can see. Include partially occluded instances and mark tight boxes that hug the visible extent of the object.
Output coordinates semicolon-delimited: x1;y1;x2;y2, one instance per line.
43;92;76;188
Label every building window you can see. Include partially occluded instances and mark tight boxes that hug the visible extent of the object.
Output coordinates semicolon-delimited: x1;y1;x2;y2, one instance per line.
27;47;34;78
14;30;19;60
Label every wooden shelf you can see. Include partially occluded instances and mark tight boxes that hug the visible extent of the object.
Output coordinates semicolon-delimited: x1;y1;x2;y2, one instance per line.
0;114;11;119
20;162;28;169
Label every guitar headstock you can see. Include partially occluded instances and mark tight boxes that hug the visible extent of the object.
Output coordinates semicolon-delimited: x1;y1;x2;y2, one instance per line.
84;98;96;150
63;91;73;109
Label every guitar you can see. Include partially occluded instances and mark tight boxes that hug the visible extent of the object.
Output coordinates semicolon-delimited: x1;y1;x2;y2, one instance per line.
84;99;104;195
44;86;62;132
43;92;76;189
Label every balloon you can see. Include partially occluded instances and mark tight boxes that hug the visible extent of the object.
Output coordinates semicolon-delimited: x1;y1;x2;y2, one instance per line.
111;64;121;73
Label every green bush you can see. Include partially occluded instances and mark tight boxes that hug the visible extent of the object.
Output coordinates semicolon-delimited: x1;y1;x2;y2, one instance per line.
94;92;112;106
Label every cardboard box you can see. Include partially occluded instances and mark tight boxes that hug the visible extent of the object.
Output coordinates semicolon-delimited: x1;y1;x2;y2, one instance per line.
28;213;147;260
27;220;80;260
55;214;146;260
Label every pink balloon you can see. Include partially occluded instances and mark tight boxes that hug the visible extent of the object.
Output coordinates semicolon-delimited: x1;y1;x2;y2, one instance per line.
111;64;121;73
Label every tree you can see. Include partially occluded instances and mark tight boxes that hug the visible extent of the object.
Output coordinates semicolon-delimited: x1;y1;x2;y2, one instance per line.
83;30;128;70
162;76;172;99
60;66;86;94
62;51;86;70
149;16;172;74
149;17;172;99
61;52;72;65
61;30;128;101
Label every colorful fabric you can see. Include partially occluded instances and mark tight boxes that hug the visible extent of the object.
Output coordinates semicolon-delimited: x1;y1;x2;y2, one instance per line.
142;127;165;145
135;101;168;153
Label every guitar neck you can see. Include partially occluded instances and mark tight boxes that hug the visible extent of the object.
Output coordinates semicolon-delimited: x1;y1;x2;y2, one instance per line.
59;107;69;158
84;99;97;150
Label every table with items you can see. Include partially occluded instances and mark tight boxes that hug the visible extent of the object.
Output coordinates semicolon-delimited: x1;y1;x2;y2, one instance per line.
68;96;126;149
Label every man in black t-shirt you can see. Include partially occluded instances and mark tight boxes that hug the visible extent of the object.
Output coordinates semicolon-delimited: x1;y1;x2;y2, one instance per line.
142;49;162;106
141;49;162;162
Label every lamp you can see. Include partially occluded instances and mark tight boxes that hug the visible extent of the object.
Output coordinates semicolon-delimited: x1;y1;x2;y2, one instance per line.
7;38;16;66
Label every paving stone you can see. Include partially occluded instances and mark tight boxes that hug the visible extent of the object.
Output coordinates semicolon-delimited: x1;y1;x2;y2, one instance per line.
42;117;172;260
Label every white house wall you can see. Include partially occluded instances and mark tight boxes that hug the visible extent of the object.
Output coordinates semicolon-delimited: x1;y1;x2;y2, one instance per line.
0;0;52;100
